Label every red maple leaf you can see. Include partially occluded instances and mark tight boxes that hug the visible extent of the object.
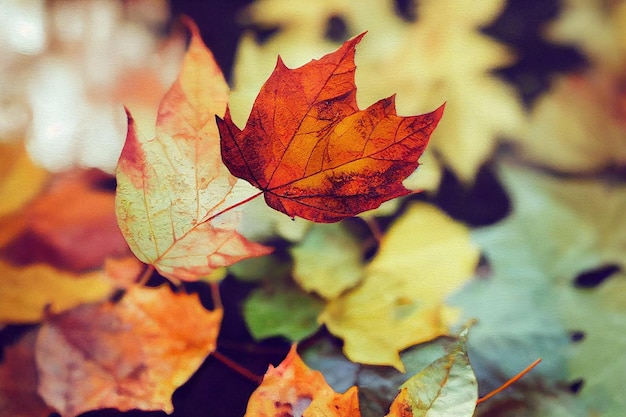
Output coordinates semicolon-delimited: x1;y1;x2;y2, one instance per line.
218;33;444;223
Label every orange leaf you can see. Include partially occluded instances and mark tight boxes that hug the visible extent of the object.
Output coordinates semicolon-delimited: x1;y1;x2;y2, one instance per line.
244;344;361;417
2;169;129;272
115;18;271;281
35;285;222;416
218;33;444;223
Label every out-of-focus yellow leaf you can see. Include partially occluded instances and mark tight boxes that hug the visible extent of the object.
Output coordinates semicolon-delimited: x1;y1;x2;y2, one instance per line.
290;223;364;299
512;0;626;174
319;202;479;371
0;260;113;324
230;0;523;186
0;141;48;218
514;73;626;173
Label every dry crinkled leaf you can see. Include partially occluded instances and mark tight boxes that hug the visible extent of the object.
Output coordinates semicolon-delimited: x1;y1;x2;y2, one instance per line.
218;33;443;223
244;344;361;417
386;332;477;417
115;18;271;282
0;260;113;324
230;0;523;185
0;331;54;417
35;285;222;416
290;223;364;299
320;202;479;371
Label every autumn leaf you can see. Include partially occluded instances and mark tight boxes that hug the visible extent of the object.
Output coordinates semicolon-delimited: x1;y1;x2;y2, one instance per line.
2;169;130;272
35;285;222;416
0;331;54;417
217;33;444;223
230;0;522;185
290;222;364;298
386;331;477;417
0;260;114;324
115;18;271;282
320;202;479;370
244;344;361;417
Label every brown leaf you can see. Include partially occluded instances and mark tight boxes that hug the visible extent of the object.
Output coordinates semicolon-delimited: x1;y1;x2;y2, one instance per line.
35;285;222;416
0;331;54;417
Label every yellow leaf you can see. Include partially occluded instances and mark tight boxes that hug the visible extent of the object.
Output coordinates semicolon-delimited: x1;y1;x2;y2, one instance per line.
319;203;479;371
0;260;113;324
290;223;364;299
0;141;48;218
230;0;523;184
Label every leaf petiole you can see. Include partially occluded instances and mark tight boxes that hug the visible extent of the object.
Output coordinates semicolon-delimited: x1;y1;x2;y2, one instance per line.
476;358;542;405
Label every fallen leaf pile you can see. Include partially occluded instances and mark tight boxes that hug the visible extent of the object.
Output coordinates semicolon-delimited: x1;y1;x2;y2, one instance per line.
2;1;624;416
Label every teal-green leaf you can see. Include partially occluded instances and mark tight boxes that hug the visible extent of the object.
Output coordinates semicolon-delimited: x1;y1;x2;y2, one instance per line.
243;279;324;341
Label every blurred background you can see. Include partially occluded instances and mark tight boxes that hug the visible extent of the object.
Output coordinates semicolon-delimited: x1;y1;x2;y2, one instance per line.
2;0;626;416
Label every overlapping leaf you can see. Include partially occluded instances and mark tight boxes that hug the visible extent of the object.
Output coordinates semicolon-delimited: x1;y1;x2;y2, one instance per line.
320;203;479;370
36;285;222;416
115;20;271;282
244;345;361;417
386;332;477;417
229;0;523;185
218;33;444;222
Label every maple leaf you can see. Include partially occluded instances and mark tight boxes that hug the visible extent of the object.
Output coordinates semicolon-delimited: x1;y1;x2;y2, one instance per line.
217;33;444;223
229;0;522;185
35;285;222;416
244;344;361;417
319;202;479;370
115;18;271;282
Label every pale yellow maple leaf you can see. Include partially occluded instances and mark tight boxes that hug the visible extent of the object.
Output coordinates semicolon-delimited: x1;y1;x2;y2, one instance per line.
229;0;523;186
512;0;626;173
290;223;364;299
319;202;479;371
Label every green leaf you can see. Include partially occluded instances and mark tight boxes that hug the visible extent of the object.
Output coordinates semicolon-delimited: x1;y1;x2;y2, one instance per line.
243;277;324;341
